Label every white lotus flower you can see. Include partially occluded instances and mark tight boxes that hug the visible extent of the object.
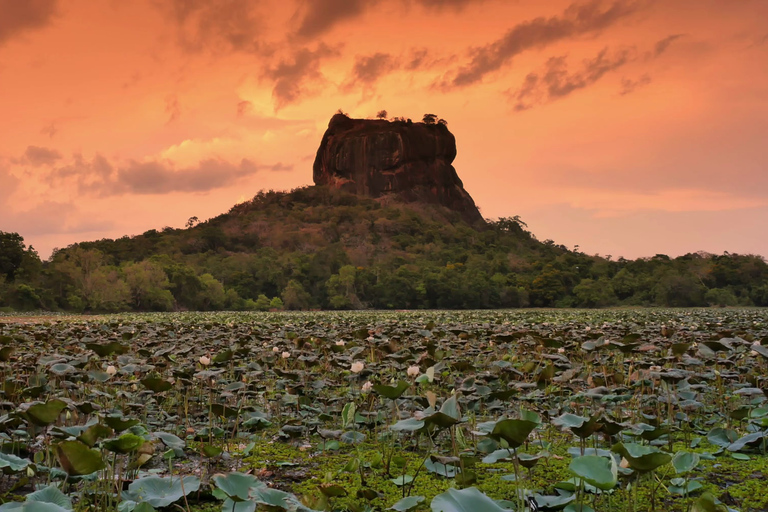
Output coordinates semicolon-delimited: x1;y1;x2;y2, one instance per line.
335;340;346;346
199;355;211;366
281;351;291;359
407;365;420;377
350;361;365;373
557;347;566;354
106;365;117;376
362;381;373;393
272;346;280;353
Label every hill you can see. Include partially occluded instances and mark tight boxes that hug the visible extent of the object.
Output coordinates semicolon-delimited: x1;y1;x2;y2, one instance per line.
1;113;767;312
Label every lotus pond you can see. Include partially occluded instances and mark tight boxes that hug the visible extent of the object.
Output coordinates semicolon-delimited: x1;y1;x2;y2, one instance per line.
1;308;768;512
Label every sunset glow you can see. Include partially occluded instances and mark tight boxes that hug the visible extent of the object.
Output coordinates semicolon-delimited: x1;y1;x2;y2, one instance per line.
2;0;767;259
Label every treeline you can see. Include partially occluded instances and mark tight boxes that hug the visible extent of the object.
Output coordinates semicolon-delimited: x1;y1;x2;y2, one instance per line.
2;187;767;312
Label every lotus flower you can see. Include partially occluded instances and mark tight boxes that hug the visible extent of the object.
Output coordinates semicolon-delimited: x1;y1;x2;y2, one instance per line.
362;381;373;393
351;361;365;373
281;351;291;359
199;355;211;366
106;365;117;376
407;365;420;377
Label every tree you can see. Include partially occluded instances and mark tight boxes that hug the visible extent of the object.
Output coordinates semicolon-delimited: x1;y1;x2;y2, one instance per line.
376;110;388;119
123;260;174;311
199;273;227;310
0;231;26;281
186;216;199;228
422;113;437;125
254;294;271;311
269;296;284;310
573;278;618;307
326;265;360;309
281;280;311;310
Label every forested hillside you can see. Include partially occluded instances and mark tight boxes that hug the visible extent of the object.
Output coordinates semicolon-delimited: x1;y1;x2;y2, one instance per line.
1;186;767;311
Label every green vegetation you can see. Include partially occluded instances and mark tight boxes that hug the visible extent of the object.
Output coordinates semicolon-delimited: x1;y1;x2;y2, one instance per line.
0;308;766;511
1;186;768;312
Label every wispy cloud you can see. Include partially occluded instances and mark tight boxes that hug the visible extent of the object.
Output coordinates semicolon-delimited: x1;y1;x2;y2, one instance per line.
441;0;646;89
52;155;292;196
619;73;651;95
162;0;268;54
653;33;684;57
294;0;370;40
266;44;339;108
511;47;635;110
21;145;62;166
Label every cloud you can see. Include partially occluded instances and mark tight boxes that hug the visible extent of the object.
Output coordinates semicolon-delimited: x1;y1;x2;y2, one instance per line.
162;0;267;54
237;100;252;117
294;0;369;40
619;73;651;95
3;201;113;237
343;52;399;93
653;33;684;57
415;0;481;9
165;94;181;124
0;164;19;203
511;47;634;110
266;44;339;108
52;154;292;196
443;0;644;88
22;145;62;166
0;0;58;46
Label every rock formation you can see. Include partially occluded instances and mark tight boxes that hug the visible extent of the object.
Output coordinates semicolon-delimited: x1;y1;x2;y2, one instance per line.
312;114;484;224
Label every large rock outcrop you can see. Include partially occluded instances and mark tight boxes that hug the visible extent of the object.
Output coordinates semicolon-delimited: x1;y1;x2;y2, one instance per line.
313;114;484;224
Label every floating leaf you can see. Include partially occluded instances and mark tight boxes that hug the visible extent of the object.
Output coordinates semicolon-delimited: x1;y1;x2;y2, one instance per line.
391;496;425;511
24;399;67;427
212;472;264;502
56;440;105;476
430;487;509;512
611;442;671;472
672;451;700;474
373;381;410;399
569;455;617;490
489;419;538;449
123;476;200;508
102;433;144;454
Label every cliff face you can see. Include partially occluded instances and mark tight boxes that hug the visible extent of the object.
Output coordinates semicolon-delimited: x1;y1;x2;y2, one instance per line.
313;114;484;224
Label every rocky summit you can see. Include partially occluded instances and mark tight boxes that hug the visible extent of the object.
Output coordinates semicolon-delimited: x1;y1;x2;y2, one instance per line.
312;113;484;224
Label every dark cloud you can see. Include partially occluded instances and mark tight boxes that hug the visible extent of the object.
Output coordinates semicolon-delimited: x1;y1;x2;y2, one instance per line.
293;0;484;40
511;47;634;110
295;0;369;40
653;33;684;57
40;122;57;138
266;44;338;108
236;100;252;117
165;94;181;124
347;52;398;87
415;0;483;9
444;0;644;88
162;0;267;54
53;155;291;196
0;0;58;46
619;73;651;95
23;146;62;166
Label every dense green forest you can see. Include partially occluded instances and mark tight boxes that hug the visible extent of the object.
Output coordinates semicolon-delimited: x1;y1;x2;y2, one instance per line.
1;186;767;312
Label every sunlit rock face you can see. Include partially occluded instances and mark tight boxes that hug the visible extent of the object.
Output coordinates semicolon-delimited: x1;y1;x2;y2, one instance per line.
313;114;484;224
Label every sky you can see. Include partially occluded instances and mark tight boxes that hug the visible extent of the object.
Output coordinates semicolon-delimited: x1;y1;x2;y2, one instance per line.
1;0;767;261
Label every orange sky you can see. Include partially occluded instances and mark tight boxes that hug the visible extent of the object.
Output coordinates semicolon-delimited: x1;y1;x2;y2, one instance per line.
1;0;767;260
